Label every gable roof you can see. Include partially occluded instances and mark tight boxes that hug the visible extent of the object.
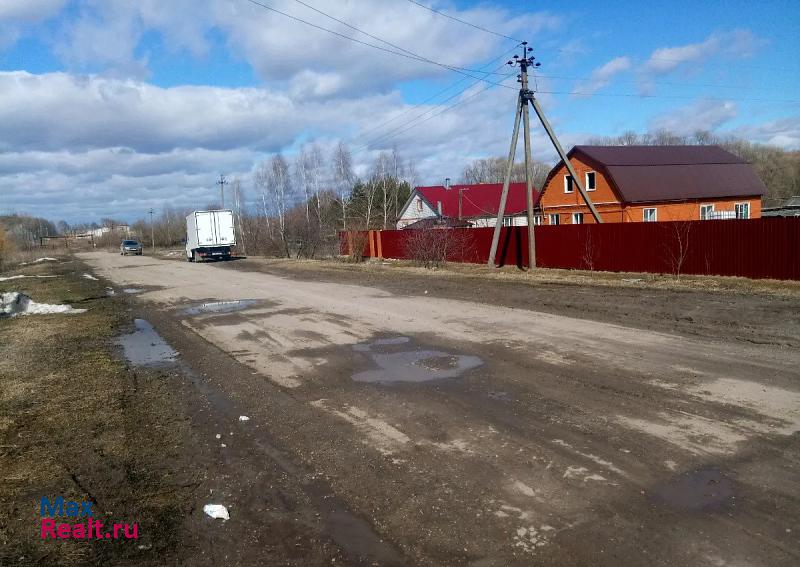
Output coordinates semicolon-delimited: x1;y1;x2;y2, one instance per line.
413;182;539;219
544;145;766;204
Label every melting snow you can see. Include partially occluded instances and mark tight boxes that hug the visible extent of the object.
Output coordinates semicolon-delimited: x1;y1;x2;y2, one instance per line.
0;275;57;282
82;274;99;281
1;292;86;317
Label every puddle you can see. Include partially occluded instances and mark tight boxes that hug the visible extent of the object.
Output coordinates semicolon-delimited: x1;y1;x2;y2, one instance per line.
123;288;143;294
352;336;482;384
114;319;178;366
182;299;258;316
650;467;735;510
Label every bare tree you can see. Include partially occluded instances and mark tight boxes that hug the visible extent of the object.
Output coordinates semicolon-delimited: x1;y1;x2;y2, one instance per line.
332;141;355;231
254;155;294;256
231;178;247;255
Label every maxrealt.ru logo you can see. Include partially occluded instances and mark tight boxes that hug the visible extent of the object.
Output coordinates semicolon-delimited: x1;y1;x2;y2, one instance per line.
40;496;138;540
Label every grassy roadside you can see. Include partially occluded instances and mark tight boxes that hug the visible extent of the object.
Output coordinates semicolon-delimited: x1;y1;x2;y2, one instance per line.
0;256;196;566
241;256;800;297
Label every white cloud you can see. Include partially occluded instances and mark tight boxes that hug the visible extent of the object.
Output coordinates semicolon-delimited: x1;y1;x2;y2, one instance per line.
47;0;557;96
0;0;64;22
649;99;738;136
731;116;800;150
639;30;763;94
0;70;529;222
573;56;631;96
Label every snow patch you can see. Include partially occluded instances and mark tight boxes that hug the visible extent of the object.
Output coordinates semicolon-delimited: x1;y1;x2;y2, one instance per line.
203;504;229;521
32;257;58;263
1;292;86;317
82;274;99;281
0;275;57;282
238;415;250;422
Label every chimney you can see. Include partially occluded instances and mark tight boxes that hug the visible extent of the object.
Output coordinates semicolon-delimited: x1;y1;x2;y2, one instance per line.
444;177;451;190
437;201;443;217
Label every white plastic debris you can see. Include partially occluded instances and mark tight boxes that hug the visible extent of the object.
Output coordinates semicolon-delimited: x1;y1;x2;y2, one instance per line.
215;433;221;439
32;257;57;263
82;274;99;281
203;504;229;521
238;415;250;422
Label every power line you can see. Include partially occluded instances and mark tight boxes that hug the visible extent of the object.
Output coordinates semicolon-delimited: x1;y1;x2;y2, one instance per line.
404;0;522;43
355;46;519;142
242;0;516;89
358;73;517;151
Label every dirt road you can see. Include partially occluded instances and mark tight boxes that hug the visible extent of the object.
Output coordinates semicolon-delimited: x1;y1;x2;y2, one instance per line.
82;252;800;566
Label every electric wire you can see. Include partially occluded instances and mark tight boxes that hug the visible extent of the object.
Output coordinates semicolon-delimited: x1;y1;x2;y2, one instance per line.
404;0;522;43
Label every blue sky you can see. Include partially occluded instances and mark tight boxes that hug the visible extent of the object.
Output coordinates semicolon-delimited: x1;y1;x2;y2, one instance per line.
0;0;797;223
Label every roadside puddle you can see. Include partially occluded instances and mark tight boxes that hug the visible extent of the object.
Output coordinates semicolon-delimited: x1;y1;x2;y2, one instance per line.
115;319;178;366
650;467;735;510
122;288;144;294
182;299;258;316
352;336;483;384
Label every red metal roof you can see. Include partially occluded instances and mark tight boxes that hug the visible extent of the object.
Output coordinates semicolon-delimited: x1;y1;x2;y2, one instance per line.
415;182;539;219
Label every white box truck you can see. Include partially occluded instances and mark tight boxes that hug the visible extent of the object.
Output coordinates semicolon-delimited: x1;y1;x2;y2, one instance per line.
185;210;236;262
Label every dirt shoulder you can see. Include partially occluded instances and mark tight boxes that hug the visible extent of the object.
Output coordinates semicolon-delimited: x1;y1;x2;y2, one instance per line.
221;257;800;347
1;255;394;566
0;256;201;566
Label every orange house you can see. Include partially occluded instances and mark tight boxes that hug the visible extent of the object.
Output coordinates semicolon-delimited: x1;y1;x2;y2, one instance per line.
537;145;765;224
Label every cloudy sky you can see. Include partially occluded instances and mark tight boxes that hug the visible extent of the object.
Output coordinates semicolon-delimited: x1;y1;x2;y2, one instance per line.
0;0;798;223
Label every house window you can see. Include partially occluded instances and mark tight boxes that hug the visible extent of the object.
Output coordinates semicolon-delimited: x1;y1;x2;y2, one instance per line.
502;216;515;227
585;172;596;192
700;204;715;220
643;208;657;222
735;202;750;219
564;175;574;193
548;214;560;225
572;212;584;224
416;199;423;212
533;215;543;226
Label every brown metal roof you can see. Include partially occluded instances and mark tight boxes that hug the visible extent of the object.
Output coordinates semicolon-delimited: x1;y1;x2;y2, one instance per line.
546;145;766;204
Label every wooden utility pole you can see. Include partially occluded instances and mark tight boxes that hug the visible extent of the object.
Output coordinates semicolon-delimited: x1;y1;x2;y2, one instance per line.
488;43;603;268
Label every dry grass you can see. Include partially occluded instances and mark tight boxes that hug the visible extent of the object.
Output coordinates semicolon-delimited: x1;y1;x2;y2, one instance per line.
0;256;196;566
258;256;800;298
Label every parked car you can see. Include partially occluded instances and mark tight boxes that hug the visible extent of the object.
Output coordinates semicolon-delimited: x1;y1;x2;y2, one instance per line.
120;239;143;256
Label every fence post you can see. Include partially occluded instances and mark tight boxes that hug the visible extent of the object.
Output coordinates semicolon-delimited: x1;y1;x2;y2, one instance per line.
376;231;383;259
368;230;375;258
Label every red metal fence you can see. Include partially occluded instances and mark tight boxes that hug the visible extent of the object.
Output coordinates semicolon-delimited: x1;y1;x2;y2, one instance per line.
341;217;800;280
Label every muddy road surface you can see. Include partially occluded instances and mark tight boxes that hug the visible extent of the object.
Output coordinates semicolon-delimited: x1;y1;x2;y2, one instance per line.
82;252;800;566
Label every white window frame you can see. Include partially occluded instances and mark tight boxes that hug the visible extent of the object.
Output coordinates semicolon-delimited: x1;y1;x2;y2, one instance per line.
548;213;560;225
533;215;543;226
643;208;657;222
700;203;715;220
564;175;574;193
416;198;423;212
735;202;750;219
585;171;596;192
571;212;584;224
502;216;515;227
